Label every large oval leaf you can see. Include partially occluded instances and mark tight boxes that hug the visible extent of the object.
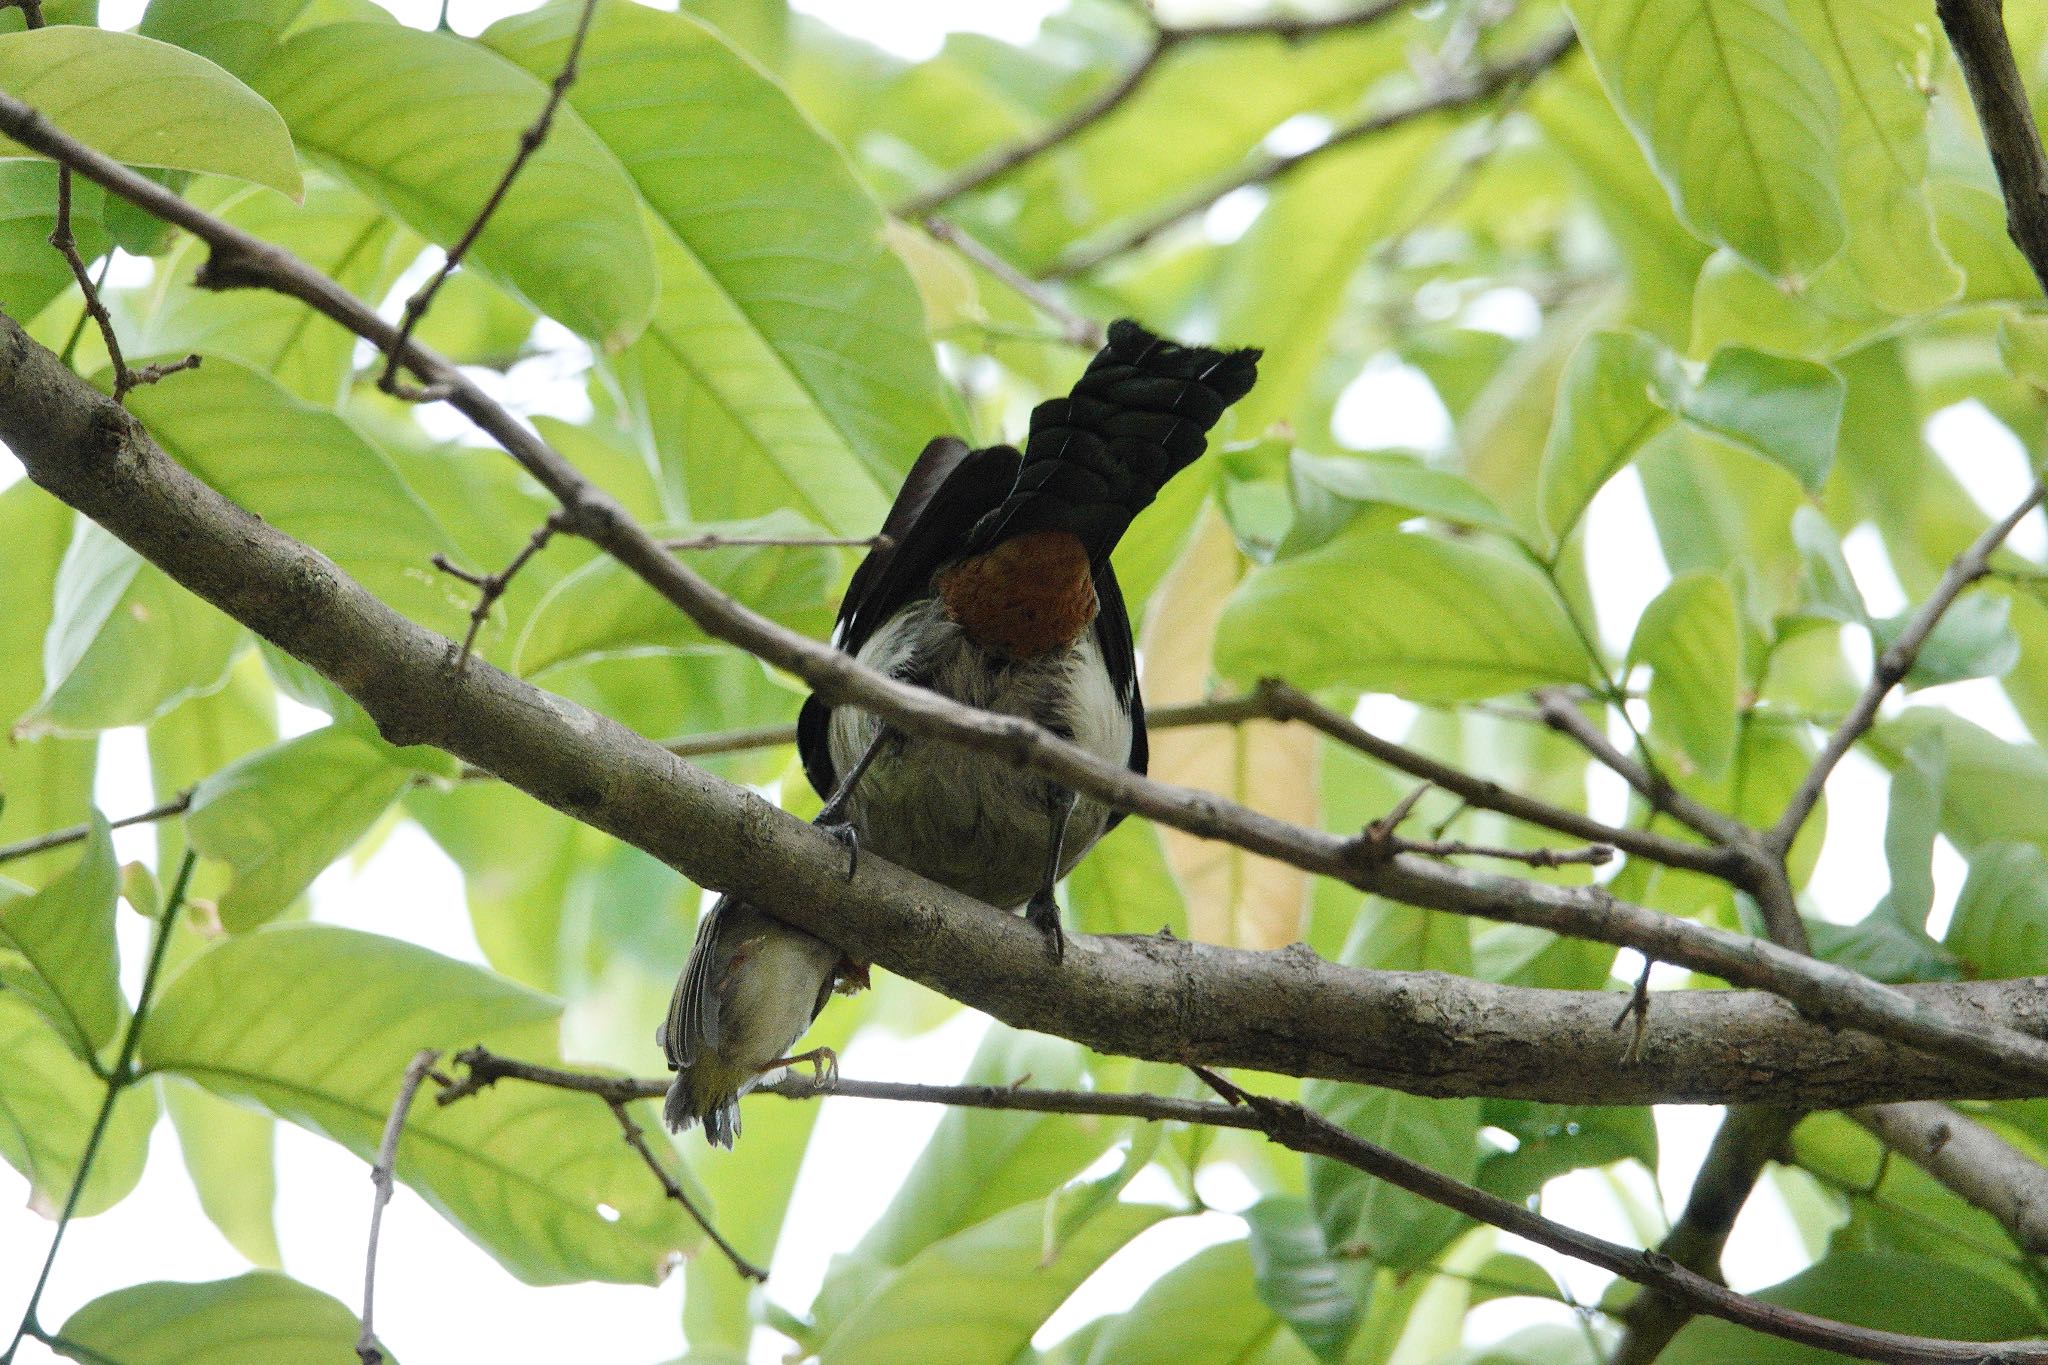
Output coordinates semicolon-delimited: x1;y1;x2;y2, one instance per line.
139;924;702;1285
0;482;95;883
1214;528;1598;701
484;1;957;535
1628;572;1740;779
57;1271;365;1364
245;22;656;348
0;811;119;1058
0;26;299;196
1565;0;1843;281
0;991;157;1218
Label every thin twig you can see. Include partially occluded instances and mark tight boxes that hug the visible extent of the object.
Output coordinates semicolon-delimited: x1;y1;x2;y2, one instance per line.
1768;481;2048;857
376;0;599;401
1402;837;1614;868
1612;955;1654;1064
659;531;892;553
2;851;194;1365
1531;688;1751;849
431;511;567;672
357;1049;440;1365
0;790;194;867
919;215;1104;349
448;1048;2048;1365
1042;27;1578;279
604;1098;767;1281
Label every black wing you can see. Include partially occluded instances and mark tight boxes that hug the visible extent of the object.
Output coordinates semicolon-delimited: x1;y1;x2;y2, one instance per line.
1093;560;1145;830
797;439;1024;799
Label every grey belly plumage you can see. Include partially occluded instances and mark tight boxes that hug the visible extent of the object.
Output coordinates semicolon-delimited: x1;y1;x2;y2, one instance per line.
827;598;1131;909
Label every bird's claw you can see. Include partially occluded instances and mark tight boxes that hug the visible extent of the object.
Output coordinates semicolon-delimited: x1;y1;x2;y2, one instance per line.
769;1046;839;1087
1024;892;1066;964
819;819;860;880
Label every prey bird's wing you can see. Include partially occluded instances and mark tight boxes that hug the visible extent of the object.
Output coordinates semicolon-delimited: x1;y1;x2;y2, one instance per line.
798;439;1024;800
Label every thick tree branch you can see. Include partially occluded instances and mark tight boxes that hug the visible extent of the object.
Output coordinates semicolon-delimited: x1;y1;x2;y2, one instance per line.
446;1050;2048;1365
18;308;2048;1109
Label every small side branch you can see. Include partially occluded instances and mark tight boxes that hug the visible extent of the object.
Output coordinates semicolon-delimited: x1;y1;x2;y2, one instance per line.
431;511;567;672
918;215;1104;349
1936;0;2048;292
0;790;193;867
660;530;893;553
357;1049;441;1365
376;0;599;401
605;1098;766;1282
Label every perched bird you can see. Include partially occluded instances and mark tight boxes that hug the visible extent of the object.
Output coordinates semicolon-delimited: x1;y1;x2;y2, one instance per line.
661;319;1260;1144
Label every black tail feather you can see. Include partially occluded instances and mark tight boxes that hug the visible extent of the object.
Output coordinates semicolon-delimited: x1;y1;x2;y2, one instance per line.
971;319;1261;561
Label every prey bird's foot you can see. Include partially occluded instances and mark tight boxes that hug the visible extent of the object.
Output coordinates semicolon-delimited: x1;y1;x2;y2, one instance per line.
764;1046;839;1087
1024;892;1067;964
818;819;860;880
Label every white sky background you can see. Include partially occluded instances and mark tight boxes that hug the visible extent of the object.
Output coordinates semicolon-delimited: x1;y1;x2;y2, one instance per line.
3;1;2046;1361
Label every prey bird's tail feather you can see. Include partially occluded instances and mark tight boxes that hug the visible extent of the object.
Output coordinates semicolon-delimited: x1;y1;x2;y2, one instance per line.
972;318;1261;561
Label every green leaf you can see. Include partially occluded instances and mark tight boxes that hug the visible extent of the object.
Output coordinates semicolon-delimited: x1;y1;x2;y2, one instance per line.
1065;816;1189;939
1790;505;1865;623
55;1271;367;1363
1947;842;2048;979
1215;527;1598;702
1479;1099;1659;1204
165;1078;282;1268
1290;449;1518;541
0;992;156;1217
485;2;957;535
1468;1252;1567;1306
0;483;95;885
0;810;120;1057
0;27;299;196
1245;1196;1372;1362
1564;0;1843;280
127;172;415;406
1999;311;2048;397
1872;593;2021;688
1790;0;1960;315
1629;573;1740;778
185;728;415;931
817;1201;1171;1364
140;923;700;1284
247;21;656;348
23;518;245;737
126;358;467;637
1537;330;1675;545
511;512;840;677
1677;347;1844;491
1662;1252;2044;1362
0;161;107;321
1081;1239;1282;1365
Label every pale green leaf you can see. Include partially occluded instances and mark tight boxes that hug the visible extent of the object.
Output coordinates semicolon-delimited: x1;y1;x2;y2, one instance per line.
0;161;107;321
0;991;156;1217
485;2;957;535
1999;311;2048;397
1565;0;1844;280
24;518;245;737
165;1078;283;1268
0;811;119;1057
1947;841;2048;979
1082;1239;1283;1365
1871;593;2020;688
0;483;95;884
1677;346;1844;491
1537;330;1675;545
1628;573;1740;778
1291;449;1518;540
1215;528;1598;701
1245;1197;1371;1362
140;924;700;1284
0;27;299;196
55;1271;365;1364
1790;505;1865;623
248;21;657;348
185;728;415;931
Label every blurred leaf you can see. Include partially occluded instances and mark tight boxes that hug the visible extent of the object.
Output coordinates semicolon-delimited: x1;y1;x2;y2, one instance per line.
1565;0;1843;280
23;518;244;737
1662;1252;2044;1361
1537;330;1675;545
1947;842;2048;979
1677;347;1844;491
1999;311;2048;397
1216;526;1597;701
1872;710;2048;858
512;512;840;677
1245;1196;1371;1362
1628;573;1739;778
0;27;299;196
126;358;466;638
0;811;119;1057
1789;505;1865;624
248;21;656;348
0;991;156;1217
185;728;414;931
1141;511;1315;948
141;924;699;1284
0;483;95;884
0;161;107;321
1065;815;1189;939
55;1271;368;1363
1871;593;2020;688
164;1077;282;1268
486;1;956;534
1290;449;1518;545
1467;1252;1565;1307
818;1202;1171;1364
1479;1100;1659;1204
1079;1239;1287;1364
